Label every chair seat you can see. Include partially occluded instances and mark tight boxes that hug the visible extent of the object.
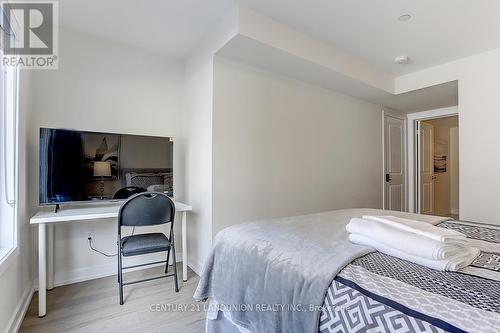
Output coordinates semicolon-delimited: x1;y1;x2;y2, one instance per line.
121;233;170;257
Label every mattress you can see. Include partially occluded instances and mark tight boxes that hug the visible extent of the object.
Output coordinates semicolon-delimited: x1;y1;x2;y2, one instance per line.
204;216;500;333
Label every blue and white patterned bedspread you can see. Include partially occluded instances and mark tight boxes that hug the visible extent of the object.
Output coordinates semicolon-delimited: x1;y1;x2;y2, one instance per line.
319;221;500;333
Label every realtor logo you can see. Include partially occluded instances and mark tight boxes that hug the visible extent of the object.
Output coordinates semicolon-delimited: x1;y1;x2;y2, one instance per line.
1;1;58;69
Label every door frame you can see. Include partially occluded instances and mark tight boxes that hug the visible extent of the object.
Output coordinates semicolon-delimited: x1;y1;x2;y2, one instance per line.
406;106;458;213
382;109;407;211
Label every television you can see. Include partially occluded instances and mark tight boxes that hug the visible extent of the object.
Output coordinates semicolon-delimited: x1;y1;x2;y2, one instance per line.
39;128;174;205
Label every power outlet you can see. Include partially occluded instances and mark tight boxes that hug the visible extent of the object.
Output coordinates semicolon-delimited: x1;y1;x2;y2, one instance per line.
87;231;94;240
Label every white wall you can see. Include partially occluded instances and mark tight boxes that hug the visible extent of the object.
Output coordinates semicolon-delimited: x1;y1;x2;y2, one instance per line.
396;48;500;224
27;28;185;285
183;53;215;274
182;10;238;273
212;58;383;234
0;72;33;333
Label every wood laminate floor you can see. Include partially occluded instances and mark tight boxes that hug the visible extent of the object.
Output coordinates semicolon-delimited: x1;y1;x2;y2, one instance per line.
20;264;206;333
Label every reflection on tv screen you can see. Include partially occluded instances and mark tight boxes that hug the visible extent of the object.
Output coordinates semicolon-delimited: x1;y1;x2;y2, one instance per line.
39;128;173;204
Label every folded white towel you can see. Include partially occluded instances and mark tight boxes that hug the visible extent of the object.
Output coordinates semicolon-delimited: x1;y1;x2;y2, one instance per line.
379;211;451;225
346;218;466;260
362;215;465;243
349;233;480;271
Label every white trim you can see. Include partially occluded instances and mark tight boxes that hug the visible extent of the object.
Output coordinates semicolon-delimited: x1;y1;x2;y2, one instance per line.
34;252;184;288
0;62;20;270
382;109;407;211
406;106;458;121
381;111;386;209
3;280;34;333
406;106;458;213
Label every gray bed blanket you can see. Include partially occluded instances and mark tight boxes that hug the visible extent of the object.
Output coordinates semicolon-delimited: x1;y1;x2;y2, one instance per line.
195;208;449;333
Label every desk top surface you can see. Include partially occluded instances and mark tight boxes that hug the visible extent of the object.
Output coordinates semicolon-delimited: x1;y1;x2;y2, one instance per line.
30;201;192;224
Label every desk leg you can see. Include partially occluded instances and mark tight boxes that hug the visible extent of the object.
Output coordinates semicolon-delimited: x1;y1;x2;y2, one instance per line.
47;224;54;290
38;223;47;318
182;211;187;282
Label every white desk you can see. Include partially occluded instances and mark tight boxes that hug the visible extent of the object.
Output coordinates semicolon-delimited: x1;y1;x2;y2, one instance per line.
30;201;192;318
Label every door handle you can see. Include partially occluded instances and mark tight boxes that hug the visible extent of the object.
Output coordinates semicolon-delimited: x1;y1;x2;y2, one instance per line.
432;175;437;180
385;173;392;182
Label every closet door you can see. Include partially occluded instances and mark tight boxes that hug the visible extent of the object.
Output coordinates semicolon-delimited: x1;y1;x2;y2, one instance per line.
384;115;405;211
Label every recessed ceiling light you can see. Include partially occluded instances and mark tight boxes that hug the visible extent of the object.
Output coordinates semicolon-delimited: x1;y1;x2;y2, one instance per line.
398;14;412;22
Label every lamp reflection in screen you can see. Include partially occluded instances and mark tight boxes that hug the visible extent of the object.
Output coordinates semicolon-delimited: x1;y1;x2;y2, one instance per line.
93;161;111;199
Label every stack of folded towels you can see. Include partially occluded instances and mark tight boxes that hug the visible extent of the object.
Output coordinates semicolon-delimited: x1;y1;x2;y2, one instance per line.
346;215;480;271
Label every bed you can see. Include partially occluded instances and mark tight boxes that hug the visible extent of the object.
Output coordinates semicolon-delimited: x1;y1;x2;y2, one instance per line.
194;209;500;333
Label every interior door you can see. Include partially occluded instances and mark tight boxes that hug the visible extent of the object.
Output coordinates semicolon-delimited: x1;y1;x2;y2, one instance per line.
419;121;435;215
384;115;405;211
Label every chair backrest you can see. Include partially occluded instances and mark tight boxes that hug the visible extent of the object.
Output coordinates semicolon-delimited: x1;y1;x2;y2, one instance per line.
118;192;175;229
113;186;145;199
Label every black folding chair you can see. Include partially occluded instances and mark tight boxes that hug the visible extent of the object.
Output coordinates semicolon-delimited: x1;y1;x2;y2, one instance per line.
117;192;179;305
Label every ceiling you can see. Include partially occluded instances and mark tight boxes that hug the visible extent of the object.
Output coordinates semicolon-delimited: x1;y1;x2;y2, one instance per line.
60;0;500;75
59;0;235;58
238;0;500;75
61;0;488;111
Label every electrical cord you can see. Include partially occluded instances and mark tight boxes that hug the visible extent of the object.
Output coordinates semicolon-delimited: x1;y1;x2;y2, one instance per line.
88;236;117;257
87;227;135;257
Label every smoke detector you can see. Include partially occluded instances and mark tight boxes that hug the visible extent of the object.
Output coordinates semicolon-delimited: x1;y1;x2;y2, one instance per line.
398;14;412;22
394;55;409;65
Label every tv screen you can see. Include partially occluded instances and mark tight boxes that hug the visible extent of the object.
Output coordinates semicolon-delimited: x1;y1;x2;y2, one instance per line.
39;128;173;205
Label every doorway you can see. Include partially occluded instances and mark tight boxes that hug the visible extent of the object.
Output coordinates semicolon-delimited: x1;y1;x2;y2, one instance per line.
416;115;459;218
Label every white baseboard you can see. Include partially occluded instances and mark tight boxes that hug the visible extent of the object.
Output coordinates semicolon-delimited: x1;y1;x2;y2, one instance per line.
34;252;183;289
4;280;34;333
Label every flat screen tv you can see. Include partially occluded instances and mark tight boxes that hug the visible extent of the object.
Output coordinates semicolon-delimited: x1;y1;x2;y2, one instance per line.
39;128;174;205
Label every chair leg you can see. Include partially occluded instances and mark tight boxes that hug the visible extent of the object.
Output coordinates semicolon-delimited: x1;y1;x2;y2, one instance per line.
118;248;124;305
171;244;179;292
165;248;170;274
117;242;120;283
